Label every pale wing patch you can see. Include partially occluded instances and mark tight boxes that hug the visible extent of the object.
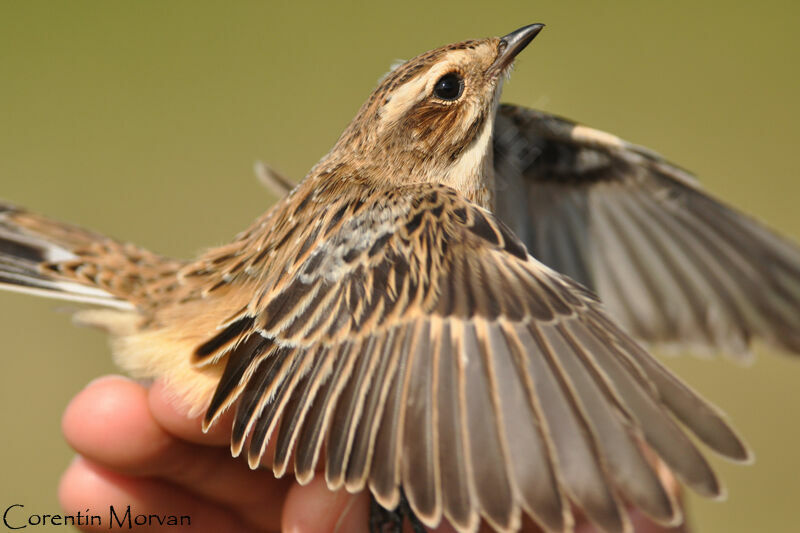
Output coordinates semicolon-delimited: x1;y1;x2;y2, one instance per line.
570;125;625;149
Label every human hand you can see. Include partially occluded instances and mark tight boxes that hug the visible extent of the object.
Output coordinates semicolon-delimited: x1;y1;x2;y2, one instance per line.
59;376;687;533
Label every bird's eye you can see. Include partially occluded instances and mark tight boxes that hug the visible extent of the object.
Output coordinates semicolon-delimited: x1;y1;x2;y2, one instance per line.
433;73;464;101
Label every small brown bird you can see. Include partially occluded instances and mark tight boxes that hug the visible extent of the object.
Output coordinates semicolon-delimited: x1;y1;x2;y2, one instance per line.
2;23;800;533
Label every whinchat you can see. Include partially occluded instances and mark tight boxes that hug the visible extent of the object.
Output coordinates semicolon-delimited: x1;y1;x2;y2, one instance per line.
4;23;800;533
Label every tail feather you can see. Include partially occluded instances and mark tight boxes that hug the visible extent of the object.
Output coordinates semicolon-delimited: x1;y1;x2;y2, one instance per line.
0;202;140;310
0;272;134;308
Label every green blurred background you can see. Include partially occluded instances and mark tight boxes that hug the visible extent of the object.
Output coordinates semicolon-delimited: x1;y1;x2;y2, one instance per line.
1;1;798;531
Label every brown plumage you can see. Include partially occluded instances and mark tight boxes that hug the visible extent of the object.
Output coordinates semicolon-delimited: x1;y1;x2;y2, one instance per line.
7;22;799;533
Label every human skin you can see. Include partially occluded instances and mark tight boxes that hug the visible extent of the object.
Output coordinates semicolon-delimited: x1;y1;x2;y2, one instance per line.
59;376;686;533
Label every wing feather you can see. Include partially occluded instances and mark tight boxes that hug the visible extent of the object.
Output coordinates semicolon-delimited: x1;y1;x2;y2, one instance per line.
462;321;518;531
228;344;297;458
246;346;312;469
202;334;271;431
293;341;357;480
400;320;440;525
578;318;723;497
369;323;416;510
520;321;627;533
615;191;744;347
436;321;479;532
554;321;678;525
599;318;751;462
345;328;402;491
272;346;331;477
326;335;382;489
486;322;567;532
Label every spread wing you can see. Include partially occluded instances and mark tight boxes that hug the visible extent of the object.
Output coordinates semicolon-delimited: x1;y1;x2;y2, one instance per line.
493;104;800;360
197;184;747;533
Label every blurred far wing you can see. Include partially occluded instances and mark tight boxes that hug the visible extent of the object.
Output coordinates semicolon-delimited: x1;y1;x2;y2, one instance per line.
493;104;800;360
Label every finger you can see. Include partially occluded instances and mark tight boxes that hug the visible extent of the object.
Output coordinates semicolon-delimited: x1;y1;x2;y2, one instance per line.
62;375;287;531
147;378;281;469
147;378;234;447
282;477;370;533
59;457;266;533
62;376;174;473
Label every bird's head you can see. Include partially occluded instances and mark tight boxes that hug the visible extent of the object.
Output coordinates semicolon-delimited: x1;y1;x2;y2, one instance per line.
319;24;544;207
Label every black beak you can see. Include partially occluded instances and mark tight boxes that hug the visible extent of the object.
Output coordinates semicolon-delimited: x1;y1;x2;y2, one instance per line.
489;23;544;76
